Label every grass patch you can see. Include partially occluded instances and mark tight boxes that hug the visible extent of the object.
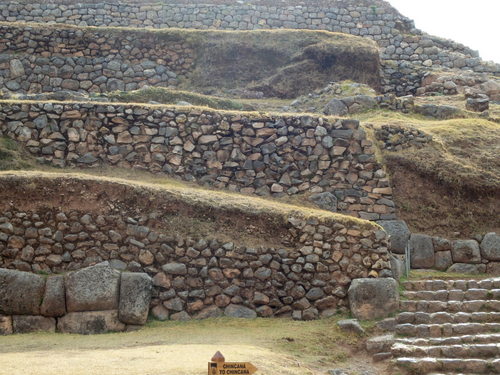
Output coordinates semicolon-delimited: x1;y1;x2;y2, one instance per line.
102;87;251;110
0;137;37;170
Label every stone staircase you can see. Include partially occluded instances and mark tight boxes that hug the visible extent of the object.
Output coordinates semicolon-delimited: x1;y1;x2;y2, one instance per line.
367;278;500;374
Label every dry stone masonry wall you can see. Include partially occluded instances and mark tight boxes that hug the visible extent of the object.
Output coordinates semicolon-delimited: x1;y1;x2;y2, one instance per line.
0;194;391;321
0;24;193;94
1;0;498;96
0;102;396;220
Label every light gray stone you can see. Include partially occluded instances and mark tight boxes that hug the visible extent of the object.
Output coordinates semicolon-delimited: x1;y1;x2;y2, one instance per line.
447;263;483;274
0;268;46;315
337;319;365;334
40;275;66;317
348;278;399;320
480;232;500;261
65;262;120;312
434;251;453;271
118;272;152;325
162;262;187;275
451;240;481;264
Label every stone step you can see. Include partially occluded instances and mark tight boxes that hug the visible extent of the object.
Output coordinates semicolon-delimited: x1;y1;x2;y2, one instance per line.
395;357;500;374
396;323;500;338
392;343;500;358
402;278;500;292
396;312;500;325
396;333;500;346
403;289;500;302
399;300;500;313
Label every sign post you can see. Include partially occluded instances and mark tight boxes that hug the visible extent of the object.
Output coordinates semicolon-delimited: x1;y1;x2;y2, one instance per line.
208;351;258;375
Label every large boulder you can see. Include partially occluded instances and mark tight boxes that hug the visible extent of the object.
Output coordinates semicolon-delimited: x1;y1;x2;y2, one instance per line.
451;240;481;264
40;275;66;317
118;272;152;325
65;262;120;312
57;310;126;334
224;304;257;319
12;315;56;334
409;234;434;268
378;220;411;254
447;263;484;274
480;233;500;261
323;98;348;116
348;278;399;320
0;268;46;315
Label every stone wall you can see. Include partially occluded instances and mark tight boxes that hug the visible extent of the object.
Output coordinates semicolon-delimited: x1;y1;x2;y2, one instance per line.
0;101;396;220
0;263;152;334
0;175;392;321
0;24;193;94
1;0;498;96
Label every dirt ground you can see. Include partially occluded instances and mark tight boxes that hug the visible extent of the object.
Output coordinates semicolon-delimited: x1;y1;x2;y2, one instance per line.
0;317;391;375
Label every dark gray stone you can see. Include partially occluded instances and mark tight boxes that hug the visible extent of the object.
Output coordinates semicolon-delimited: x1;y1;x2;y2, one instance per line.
434;251;453;271
224;304;257;319
348;278;399;320
40;275;66;317
118;272;152;325
0;268;46;315
57;310;126;334
12;315;56;333
377;220;410;254
65;262;120;312
309;192;337;212
451;240;481;264
480;232;500;261
162;262;187;275
410;234;434;268
323;99;348;116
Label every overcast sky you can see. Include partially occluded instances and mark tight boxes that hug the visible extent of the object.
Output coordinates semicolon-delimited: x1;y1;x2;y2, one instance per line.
388;0;500;63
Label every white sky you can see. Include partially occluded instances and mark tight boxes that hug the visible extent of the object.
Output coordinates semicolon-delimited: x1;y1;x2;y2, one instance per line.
388;0;500;63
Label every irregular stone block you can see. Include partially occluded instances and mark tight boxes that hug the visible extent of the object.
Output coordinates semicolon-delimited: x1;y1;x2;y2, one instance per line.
118;272;152;325
162;263;187;275
0;268;46;315
451;240;481;264
390;254;405;280
378;220;410;254
0;315;13;335
12;315;56;333
348;278;399;320
447;263;483;274
486;262;500;274
224;304;257;319
57;310;126;334
434;251;453;271
40;275;66;317
65;262;120;312
194;306;223;319
409;234;434;268
337;319;365;334
480;232;500;261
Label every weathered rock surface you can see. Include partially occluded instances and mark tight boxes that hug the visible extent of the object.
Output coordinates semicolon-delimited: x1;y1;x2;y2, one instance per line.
0;268;46;315
451;240;481;264
65;263;120;312
57;310;126;334
118;272;152;325
409;234;434;268
480;233;500;261
224;304;257;319
0;315;13;335
348;278;399;320
337;319;365;335
40;275;66;317
378;220;410;254
12;315;56;333
447;263;484;274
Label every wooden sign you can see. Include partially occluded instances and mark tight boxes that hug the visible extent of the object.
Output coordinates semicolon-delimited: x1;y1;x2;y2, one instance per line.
208;351;258;375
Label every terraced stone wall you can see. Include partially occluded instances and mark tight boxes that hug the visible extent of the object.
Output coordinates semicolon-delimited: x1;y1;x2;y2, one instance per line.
0;177;392;321
1;0;499;95
0;101;396;220
0;24;193;93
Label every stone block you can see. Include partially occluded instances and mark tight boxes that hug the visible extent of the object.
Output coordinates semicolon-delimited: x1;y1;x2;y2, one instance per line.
409;234;434;268
447;263;484;274
12;315;56;333
0;268;46;315
434;251;453;271
378;220;410;254
480;232;500;261
348;278;399;320
40;275;66;317
0;315;13;335
451;240;481;264
224;304;257;319
118;272;152;325
65;262;120;312
57;310;126;334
